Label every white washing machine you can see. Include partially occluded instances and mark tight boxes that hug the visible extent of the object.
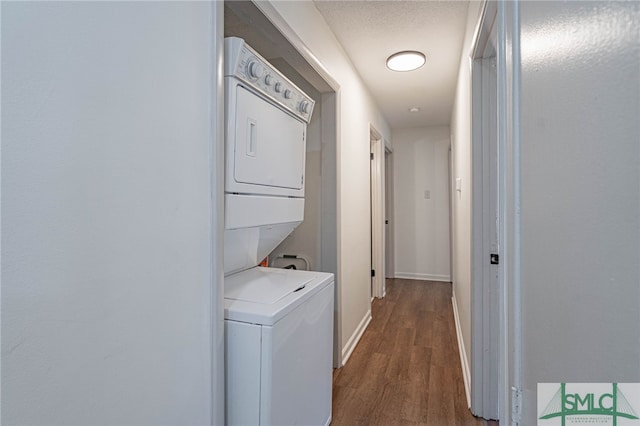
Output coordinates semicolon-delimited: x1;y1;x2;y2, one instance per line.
223;38;334;426
225;267;334;426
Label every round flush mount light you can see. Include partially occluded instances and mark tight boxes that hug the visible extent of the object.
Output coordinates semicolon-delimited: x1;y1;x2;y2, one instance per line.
386;51;426;72
409;107;421;113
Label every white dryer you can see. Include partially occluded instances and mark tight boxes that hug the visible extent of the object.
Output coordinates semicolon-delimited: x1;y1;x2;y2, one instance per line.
224;36;314;276
223;37;334;426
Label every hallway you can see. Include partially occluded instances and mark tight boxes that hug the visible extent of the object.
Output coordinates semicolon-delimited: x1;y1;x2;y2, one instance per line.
331;279;497;426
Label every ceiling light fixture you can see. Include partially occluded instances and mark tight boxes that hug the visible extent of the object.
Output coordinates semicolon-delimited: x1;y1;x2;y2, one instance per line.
409;107;421;113
386;51;426;72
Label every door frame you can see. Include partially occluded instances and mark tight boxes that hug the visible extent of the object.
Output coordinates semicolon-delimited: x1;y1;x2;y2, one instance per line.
470;1;522;423
370;126;385;299
470;0;500;420
384;146;395;279
212;1;224;424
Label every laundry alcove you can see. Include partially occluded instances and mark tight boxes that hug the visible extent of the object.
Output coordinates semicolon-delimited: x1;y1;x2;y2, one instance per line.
223;1;341;367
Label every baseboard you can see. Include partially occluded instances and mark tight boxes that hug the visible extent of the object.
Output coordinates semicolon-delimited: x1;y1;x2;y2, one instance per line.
340;310;372;366
451;293;471;409
394;272;451;282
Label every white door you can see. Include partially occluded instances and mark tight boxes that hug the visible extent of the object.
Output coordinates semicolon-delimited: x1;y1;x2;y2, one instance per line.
233;86;306;190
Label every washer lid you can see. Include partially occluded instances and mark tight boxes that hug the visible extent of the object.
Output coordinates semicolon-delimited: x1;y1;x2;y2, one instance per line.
224;267;314;305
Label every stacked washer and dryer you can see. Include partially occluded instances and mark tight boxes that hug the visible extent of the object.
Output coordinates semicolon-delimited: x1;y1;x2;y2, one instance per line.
223;37;335;426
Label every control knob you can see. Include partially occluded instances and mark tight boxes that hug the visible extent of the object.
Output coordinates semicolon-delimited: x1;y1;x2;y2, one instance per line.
299;101;311;114
274;82;282;93
247;60;264;79
284;89;292;99
264;74;274;85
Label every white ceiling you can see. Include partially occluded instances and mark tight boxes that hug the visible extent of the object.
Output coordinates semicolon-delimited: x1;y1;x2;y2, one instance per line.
312;0;469;129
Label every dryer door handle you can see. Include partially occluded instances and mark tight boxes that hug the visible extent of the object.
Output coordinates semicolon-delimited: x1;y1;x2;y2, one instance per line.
247;118;257;157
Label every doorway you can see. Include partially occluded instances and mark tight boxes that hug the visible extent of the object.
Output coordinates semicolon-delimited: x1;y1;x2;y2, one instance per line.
370;127;385;299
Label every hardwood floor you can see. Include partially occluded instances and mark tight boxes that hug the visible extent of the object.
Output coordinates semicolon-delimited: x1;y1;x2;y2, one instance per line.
331;278;498;426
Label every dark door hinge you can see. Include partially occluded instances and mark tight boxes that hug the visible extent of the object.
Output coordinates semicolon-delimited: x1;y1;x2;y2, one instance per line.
490;253;499;265
370;152;374;160
371;269;376;277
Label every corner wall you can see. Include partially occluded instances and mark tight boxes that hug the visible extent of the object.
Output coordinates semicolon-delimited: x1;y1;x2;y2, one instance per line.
392;126;451;282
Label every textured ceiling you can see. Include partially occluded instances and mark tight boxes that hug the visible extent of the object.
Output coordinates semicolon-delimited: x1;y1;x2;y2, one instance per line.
313;0;469;129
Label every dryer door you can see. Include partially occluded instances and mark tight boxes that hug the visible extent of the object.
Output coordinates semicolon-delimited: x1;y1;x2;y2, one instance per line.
233;86;306;192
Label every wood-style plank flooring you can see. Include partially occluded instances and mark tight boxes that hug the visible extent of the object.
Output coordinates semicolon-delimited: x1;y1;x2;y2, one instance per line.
331;278;498;426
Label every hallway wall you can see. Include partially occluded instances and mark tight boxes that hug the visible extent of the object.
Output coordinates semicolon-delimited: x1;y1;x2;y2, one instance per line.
449;0;484;380
2;3;221;423
261;1;391;365
518;1;640;423
392;126;451;282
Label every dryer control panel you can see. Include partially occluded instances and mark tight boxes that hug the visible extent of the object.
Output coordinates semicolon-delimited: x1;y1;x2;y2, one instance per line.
225;37;315;123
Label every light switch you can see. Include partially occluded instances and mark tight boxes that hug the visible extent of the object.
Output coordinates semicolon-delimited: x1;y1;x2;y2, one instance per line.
424;190;431;199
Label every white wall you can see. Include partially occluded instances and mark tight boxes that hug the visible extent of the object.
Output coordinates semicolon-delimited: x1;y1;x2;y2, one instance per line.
262;1;391;364
392;126;451;282
518;1;640;422
450;0;484;378
1;3;222;424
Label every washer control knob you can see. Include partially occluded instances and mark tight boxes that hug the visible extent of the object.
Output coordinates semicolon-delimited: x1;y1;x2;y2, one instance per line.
284;89;292;99
299;101;311;114
247;60;264;79
274;82;282;93
264;74;274;85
